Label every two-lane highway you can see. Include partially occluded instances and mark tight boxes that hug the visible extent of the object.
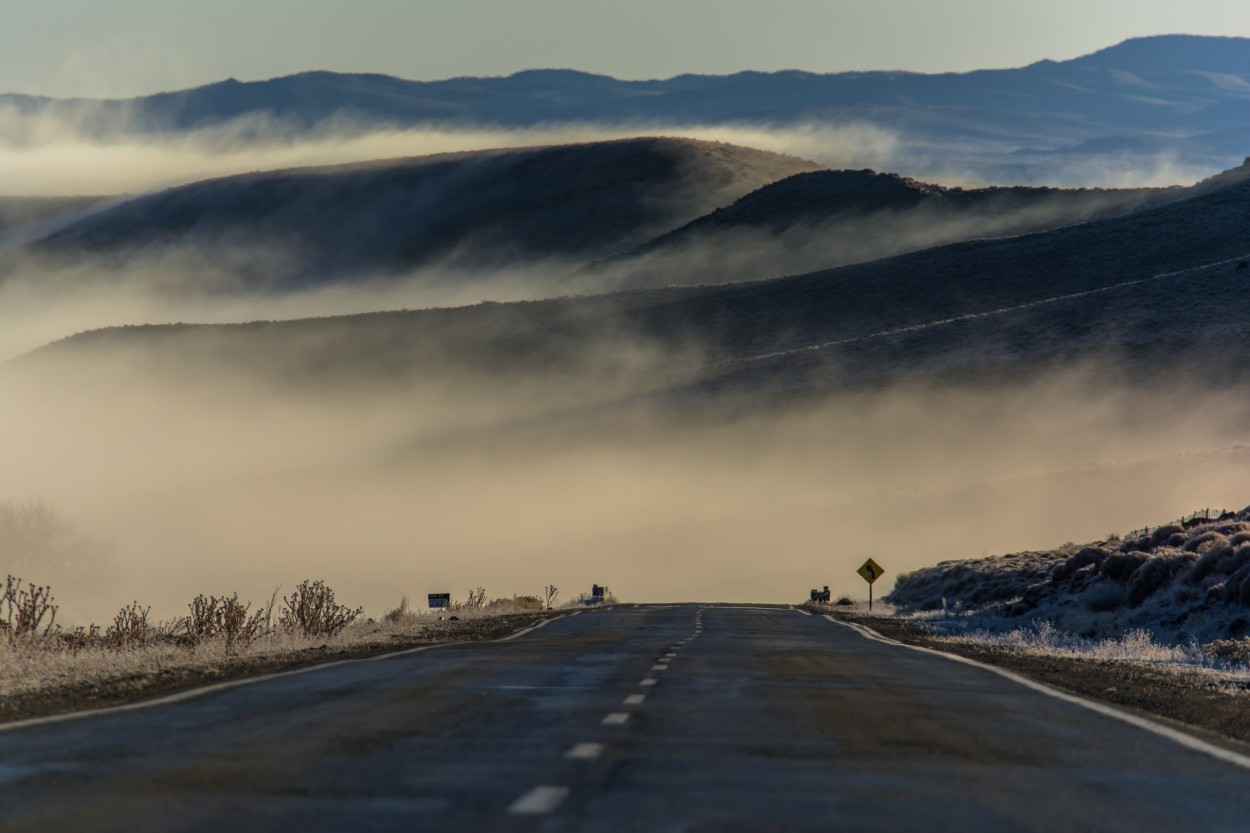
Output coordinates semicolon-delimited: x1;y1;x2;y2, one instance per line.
2;605;1250;832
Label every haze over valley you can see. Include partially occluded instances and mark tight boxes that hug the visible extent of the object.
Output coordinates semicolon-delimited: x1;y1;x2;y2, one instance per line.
5;34;1250;627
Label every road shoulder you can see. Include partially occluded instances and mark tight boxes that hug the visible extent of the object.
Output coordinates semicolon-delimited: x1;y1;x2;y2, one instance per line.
826;610;1250;750
0;611;569;726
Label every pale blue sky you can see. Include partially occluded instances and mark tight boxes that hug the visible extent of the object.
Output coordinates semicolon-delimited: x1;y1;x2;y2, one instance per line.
3;0;1249;97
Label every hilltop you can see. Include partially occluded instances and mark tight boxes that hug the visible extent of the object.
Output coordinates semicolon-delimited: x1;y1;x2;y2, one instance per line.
9;138;820;293
570;169;1174;291
15;155;1250;403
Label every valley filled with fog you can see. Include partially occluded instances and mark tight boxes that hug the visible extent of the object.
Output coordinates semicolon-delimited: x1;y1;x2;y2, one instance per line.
5;36;1250;625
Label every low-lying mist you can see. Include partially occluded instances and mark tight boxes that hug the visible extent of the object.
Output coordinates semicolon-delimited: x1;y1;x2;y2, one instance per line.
1;111;1225;200
0;251;578;360
6;335;1250;626
0;117;896;197
580;190;1169;292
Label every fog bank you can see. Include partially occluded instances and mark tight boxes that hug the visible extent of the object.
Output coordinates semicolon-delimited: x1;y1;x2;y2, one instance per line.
6;343;1250;624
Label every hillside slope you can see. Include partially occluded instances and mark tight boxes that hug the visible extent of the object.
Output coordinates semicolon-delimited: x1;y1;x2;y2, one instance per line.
0;196;110;249
570;170;1175;291
11;138;820;293
16;161;1250;403
887;504;1250;646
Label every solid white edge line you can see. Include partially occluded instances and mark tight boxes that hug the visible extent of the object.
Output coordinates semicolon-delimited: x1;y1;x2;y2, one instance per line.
824;615;1250;773
0;613;579;734
508;785;570;814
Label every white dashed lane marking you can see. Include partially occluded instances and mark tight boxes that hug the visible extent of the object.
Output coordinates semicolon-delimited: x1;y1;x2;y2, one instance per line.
651;664;668;671
624;693;646;705
640;677;658;686
509;786;570;815
565;743;605;760
602;712;630;725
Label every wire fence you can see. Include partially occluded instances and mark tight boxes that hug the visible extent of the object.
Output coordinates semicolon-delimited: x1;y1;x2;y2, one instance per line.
1121;508;1235;543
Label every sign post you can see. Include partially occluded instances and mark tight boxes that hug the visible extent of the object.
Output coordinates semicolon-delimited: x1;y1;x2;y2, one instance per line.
857;558;885;611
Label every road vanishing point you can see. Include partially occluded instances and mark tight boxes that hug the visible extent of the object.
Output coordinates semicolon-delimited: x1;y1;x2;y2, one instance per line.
2;605;1249;832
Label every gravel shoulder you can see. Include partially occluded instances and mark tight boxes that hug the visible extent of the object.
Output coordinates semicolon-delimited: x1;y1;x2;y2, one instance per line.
0;611;566;725
829;610;1250;750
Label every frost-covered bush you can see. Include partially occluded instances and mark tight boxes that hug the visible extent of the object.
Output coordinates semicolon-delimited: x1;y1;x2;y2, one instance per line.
1100;552;1148;582
1082;583;1127;612
890;507;1250;646
279;579;362;638
1225;564;1250;606
1052;546;1108;583
1182;531;1226;553
1127;553;1194;607
1151;524;1185;547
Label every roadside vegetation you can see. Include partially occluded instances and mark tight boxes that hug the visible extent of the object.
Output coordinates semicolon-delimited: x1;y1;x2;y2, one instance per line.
0;573;579;721
804;507;1250;693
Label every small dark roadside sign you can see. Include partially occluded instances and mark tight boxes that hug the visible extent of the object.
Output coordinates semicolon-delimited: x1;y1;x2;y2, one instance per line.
428;592;451;609
857;558;885;610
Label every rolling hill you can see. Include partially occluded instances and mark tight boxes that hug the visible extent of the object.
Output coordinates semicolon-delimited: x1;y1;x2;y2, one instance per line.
8;138;821;293
16;154;1250;405
569;170;1177;292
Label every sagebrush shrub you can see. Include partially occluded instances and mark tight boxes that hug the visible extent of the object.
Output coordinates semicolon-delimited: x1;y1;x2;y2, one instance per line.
0;575;58;641
1052;547;1107;583
1182;531;1226;553
1226;564;1250;606
183;593;267;650
279;579;362;638
1151;524;1185;547
1128;554;1195;607
1082;583;1127;613
185;594;221;644
1189;545;1234;586
106;601;152;648
383;595;410;623
1100;552;1148;582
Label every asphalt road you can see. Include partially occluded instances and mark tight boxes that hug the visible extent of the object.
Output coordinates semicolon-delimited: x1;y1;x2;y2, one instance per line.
2;605;1250;832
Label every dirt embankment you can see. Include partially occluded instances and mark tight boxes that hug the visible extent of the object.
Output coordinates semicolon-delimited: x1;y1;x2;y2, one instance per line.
0;612;565;725
829;611;1250;749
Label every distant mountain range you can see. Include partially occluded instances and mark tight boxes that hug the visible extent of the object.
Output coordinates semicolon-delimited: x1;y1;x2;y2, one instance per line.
4;35;1250;184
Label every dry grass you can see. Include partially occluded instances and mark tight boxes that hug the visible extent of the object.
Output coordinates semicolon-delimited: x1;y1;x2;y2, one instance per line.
0;577;560;703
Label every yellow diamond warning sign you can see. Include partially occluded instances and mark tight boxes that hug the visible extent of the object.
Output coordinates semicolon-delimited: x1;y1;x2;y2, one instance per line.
857;558;884;585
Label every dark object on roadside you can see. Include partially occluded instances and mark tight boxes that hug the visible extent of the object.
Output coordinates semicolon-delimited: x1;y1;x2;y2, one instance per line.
449;615;460;621
810;585;832;604
1238;260;1248;273
580;585;612;605
835;595;855;606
